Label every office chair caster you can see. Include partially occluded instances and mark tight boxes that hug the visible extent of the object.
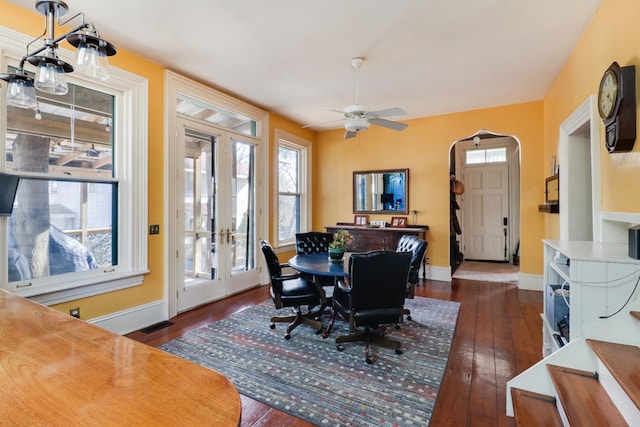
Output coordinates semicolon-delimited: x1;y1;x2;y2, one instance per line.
394;324;401;329
365;356;374;364
406;314;412;321
285;333;291;340
395;348;403;355
270;323;275;329
337;344;345;351
315;328;323;335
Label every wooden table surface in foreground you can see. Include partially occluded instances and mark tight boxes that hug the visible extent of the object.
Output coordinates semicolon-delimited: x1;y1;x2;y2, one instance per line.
0;289;241;426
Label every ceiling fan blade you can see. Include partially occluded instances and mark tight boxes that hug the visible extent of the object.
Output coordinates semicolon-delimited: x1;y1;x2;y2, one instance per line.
344;130;357;139
321;107;347;114
369;118;408;131
368;107;407;118
302;118;345;129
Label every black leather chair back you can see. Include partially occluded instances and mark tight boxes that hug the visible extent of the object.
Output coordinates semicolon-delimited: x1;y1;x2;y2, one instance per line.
260;240;283;292
295;232;334;254
348;251;411;319
396;235;427;285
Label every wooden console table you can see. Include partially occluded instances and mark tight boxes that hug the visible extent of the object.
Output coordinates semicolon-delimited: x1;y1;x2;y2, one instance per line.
0;289;241;426
325;224;429;278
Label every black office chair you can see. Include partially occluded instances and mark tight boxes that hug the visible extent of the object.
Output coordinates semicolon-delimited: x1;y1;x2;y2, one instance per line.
295;231;333;254
331;250;412;363
396;235;428;321
295;231;336;288
260;240;324;340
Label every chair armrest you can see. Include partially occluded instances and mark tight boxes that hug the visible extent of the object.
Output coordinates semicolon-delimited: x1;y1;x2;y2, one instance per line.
336;279;351;293
273;272;302;281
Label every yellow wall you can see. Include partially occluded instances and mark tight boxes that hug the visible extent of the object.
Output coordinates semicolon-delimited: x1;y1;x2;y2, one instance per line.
315;102;545;273
0;0;166;319
544;0;640;223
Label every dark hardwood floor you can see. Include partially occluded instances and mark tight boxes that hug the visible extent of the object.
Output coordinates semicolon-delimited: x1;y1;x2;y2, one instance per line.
127;278;542;426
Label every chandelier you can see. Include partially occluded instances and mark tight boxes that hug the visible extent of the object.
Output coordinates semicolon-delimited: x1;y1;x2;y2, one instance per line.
0;0;117;110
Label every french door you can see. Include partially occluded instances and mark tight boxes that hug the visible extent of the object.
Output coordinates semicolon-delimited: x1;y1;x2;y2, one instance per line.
173;118;260;312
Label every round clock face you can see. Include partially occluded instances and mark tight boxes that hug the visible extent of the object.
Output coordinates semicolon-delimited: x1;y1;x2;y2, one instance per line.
598;69;618;119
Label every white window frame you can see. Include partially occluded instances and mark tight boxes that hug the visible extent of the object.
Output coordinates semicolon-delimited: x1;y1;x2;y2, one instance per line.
0;25;149;305
274;129;311;250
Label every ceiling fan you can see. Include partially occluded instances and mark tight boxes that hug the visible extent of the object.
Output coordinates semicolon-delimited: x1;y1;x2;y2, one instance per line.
303;57;408;139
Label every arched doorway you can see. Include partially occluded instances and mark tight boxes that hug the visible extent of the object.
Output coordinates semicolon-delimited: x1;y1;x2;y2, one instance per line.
449;129;521;276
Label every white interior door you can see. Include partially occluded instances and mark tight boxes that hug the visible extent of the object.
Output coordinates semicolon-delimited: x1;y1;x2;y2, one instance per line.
173;119;259;312
462;164;509;261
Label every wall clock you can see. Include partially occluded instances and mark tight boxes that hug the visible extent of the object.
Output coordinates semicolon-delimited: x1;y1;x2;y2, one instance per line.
597;61;636;153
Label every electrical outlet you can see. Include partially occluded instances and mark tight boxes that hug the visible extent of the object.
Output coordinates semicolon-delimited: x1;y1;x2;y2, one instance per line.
424;258;430;264
149;224;160;235
70;307;80;318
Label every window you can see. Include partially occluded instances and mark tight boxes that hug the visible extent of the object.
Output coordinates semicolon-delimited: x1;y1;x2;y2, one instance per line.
465;147;507;165
275;130;311;248
1;26;148;304
177;95;257;136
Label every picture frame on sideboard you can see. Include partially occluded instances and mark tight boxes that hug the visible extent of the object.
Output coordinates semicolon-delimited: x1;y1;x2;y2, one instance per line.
354;214;369;226
390;216;407;228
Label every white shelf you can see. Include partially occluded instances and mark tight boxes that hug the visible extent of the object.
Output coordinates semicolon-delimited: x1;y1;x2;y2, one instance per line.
550;262;570;282
542;240;640;356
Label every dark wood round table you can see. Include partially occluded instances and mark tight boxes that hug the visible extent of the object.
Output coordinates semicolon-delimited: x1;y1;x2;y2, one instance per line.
288;253;350;278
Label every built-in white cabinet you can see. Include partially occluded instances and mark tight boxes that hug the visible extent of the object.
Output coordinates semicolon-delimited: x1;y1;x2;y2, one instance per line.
542;240;640;357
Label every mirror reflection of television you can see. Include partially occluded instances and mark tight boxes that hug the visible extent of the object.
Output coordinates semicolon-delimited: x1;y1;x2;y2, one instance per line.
0;173;20;217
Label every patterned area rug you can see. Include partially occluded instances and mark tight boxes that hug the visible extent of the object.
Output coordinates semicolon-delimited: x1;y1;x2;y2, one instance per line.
159;297;460;426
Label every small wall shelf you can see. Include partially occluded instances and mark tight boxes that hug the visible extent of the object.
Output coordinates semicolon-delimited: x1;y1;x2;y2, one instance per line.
539;174;560;213
539;203;559;213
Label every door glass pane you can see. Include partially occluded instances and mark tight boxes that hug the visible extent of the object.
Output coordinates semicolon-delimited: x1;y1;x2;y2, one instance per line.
231;140;255;273
176;95;257;136
465;147;507;165
183;129;216;285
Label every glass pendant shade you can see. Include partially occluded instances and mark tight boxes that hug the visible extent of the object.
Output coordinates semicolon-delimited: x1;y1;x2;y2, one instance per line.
5;75;37;109
35;61;68;95
75;41;110;80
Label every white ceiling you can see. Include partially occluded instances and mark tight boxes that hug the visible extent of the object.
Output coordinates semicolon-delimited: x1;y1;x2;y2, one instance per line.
8;0;602;131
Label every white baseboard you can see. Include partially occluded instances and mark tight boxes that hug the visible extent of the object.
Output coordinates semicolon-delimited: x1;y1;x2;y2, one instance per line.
88;299;168;335
424;265;453;282
518;273;543;291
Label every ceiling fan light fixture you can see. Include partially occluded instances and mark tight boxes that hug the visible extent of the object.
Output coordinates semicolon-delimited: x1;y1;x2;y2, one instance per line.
345;119;370;133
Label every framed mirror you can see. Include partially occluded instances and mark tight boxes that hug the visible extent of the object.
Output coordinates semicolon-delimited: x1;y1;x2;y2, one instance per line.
353;169;409;214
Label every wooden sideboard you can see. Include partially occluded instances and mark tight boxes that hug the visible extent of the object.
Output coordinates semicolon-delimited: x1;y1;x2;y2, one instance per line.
325;224;429;277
